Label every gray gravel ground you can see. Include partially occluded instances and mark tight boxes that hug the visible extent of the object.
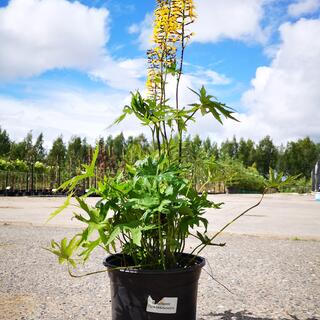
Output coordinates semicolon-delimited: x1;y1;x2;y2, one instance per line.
0;224;319;320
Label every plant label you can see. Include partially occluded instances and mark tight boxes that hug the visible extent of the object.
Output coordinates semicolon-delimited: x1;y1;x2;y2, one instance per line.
146;296;178;314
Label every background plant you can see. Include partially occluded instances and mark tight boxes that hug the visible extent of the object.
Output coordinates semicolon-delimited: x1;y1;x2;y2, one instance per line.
0;128;317;193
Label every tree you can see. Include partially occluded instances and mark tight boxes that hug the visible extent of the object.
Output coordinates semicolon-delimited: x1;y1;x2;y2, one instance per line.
203;137;211;155
133;134;149;152
67;136;83;175
282;137;318;178
105;135;114;159
211;141;219;159
237;138;255;167
217;159;265;193
0;127;11;157
220;136;238;160
113;133;125;161
48;136;66;185
34;133;46;162
81;138;90;164
125;134;149;165
9;131;33;162
254;136;278;176
48;136;66;165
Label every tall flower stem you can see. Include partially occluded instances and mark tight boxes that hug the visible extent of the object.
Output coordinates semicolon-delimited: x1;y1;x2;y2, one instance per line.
176;2;186;162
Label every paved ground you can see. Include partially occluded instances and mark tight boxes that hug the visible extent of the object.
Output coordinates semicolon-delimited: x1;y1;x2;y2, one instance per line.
0;195;319;320
0;194;319;239
0;225;319;320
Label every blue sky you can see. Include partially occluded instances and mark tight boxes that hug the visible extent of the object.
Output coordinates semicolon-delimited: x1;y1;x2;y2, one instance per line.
0;0;320;146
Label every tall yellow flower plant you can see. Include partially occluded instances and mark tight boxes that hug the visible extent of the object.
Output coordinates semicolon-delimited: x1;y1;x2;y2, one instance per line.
114;0;237;162
147;0;195;105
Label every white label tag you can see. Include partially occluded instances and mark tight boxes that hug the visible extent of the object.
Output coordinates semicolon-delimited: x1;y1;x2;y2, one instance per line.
146;296;178;314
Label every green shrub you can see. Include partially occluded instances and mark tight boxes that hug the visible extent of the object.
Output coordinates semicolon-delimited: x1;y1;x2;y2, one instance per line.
279;177;311;194
0;159;13;171
13;159;28;172
219;160;266;193
34;161;47;173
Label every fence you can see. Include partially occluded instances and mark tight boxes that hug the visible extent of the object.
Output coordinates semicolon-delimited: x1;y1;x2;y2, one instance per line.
0;171;54;195
0;169;103;196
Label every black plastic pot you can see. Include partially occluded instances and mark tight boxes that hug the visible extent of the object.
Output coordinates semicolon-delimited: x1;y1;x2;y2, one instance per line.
103;253;205;320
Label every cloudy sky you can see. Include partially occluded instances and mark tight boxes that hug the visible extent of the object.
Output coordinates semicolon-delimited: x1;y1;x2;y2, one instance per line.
0;0;319;147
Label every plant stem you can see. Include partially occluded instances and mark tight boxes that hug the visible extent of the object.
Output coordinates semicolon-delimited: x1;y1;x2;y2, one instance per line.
158;212;166;270
191;191;266;256
176;3;186;163
156;127;161;155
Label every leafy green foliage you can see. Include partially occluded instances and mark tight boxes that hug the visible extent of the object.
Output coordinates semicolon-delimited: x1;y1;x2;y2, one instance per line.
255;136;279;177
266;168;301;191
279;177;311;194
47;154;221;270
111;85;238;162
0;127;10;157
219;160;266;193
45;236;81;268
280;137;319;178
13;159;29;172
34;161;47;173
0;159;13;171
189;86;238;124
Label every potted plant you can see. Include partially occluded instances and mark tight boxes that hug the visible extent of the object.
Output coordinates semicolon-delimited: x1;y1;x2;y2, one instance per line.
46;1;296;319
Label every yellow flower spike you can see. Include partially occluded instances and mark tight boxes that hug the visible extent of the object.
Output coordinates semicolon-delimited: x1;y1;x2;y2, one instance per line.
146;0;196;98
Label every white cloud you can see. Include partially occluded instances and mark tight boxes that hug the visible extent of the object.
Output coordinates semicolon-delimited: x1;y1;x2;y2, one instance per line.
89;57;146;91
192;0;266;43
0;89;147;145
219;18;320;143
0;0;148;92
192;70;231;86
128;24;139;34
288;0;320;17
128;13;153;50
0;0;109;80
131;0;267;50
0;62;233;146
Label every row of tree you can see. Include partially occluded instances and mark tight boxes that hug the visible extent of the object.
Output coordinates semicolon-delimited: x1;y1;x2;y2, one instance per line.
0;127;319;191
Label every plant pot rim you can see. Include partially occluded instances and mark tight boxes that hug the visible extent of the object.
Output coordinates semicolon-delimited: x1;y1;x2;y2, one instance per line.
103;252;205;275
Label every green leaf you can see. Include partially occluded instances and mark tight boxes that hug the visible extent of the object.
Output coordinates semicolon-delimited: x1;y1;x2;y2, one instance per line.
131;228;142;246
75;196;90;214
165;185;174;196
58;256;66;265
106;226;121;246
188;87;200;98
189;86;239;125
156;199;171;213
65;235;81;257
46;193;72;222
266;168;301;190
80;238;101;261
88;145;99;175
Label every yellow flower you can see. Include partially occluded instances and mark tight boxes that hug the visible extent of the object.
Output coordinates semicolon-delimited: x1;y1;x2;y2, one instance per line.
146;0;196;98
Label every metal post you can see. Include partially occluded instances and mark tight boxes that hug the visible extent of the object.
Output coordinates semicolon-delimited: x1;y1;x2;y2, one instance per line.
31;163;34;195
315;161;320;192
26;172;29;193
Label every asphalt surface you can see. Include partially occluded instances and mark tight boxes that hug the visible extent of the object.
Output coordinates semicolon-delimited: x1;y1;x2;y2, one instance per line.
0;194;319;239
0;195;319;320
